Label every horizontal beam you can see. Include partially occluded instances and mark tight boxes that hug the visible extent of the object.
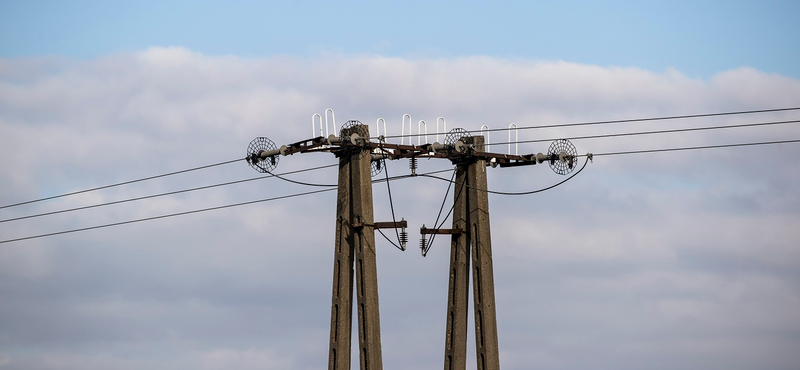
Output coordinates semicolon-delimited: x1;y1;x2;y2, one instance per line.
420;227;463;235
352;220;408;229
268;135;573;167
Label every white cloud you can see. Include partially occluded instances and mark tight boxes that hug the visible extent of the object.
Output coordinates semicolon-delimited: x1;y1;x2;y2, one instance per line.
1;47;799;370
200;349;292;370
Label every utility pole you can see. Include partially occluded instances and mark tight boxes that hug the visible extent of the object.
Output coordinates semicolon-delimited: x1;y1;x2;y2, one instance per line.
329;123;383;370
440;136;499;370
246;118;583;370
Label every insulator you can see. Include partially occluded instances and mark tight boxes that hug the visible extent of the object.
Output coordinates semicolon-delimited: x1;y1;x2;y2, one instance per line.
399;230;408;250
420;234;427;253
410;157;418;176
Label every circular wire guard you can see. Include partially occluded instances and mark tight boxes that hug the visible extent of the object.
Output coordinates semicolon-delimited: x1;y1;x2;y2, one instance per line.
548;139;578;175
339;120;370;159
371;158;384;177
444;128;470;146
444;128;472;165
247;137;279;173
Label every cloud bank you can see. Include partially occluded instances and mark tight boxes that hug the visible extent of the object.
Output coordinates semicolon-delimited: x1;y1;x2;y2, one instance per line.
1;47;799;370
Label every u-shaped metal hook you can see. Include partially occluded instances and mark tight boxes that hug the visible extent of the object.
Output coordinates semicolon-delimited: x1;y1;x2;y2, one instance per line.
401;114;411;145
376;118;387;139
436;117;446;143
418;120;428;146
325;108;336;137
312;113;323;138
480;125;490;146
508;123;518;155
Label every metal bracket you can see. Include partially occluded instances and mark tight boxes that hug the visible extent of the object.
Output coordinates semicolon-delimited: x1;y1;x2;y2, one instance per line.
352;219;408;230
420;225;463;235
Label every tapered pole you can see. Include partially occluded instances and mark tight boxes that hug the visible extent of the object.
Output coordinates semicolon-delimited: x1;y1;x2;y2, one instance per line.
328;124;383;370
329;144;355;370
442;135;500;370
467;136;500;370
443;166;470;370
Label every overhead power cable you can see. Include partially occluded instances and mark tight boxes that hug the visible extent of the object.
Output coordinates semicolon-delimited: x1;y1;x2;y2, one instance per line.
423;168;465;255
0;164;338;224
421;157;589;196
0;168;451;245
485;119;800;147
9;137;788;245
266;169;338;187
378;140;405;250
586;138;800;157
0;157;244;210
0;188;336;245
373;106;800;140
419;157;590;253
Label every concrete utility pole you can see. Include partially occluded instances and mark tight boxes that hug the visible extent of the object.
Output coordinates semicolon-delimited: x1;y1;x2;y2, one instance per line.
246;120;582;370
328;124;383;370
442;136;500;370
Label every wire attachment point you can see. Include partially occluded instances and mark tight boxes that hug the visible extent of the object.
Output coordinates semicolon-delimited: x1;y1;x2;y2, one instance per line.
547;139;578;175
247;137;281;173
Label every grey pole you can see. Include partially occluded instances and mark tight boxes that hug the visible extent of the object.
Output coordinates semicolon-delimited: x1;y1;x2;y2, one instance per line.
443;166;470;370
467;136;500;370
328;124;383;370
441;135;500;370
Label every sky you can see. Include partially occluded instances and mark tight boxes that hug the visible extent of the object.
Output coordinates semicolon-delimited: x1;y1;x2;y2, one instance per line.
1;1;799;370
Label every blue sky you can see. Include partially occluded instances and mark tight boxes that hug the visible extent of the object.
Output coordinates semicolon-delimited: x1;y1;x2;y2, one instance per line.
2;0;799;78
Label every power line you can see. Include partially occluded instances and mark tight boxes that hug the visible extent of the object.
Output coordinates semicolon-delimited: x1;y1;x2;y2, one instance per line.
373;106;800;140
0;157;244;210
416;138;798;196
379;140;405;250
0;188;335;245
266;169;338;187
587;138;800;157
11;107;794;212
0;168;451;245
485;119;800;148
421;157;589;196
423;168;461;254
0;164;338;224
9;137;788;245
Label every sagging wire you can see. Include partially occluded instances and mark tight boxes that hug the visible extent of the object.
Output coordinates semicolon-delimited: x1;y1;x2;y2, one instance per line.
421;157;589;255
421;156;590;196
423;169;467;256
420;167;463;256
379;137;406;251
266;170;337;187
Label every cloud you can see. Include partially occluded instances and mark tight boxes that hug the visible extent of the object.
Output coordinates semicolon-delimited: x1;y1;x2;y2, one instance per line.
1;47;799;370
